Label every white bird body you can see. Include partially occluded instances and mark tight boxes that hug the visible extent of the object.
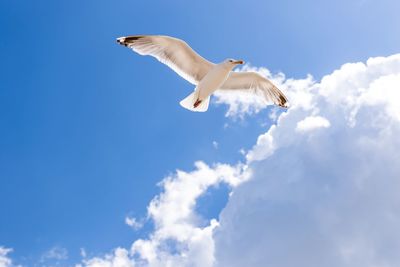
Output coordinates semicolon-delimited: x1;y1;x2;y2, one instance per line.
197;62;233;100
179;61;237;111
117;35;288;112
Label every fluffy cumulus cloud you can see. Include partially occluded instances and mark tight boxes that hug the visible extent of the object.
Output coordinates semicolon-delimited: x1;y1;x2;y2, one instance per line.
80;54;400;267
296;115;330;132
215;53;400;267
80;162;247;267
0;247;16;267
78;248;133;267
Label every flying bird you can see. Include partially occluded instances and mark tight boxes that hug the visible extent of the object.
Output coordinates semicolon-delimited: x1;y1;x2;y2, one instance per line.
116;35;288;112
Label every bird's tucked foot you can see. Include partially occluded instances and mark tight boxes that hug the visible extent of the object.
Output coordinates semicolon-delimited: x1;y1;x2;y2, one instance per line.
193;99;202;108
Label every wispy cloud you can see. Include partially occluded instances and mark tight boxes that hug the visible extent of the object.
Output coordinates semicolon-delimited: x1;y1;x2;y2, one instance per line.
41;246;68;262
125;216;143;230
80;248;87;258
212;141;218;149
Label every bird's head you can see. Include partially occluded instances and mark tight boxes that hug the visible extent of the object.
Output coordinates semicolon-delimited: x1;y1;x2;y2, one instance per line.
224;58;245;67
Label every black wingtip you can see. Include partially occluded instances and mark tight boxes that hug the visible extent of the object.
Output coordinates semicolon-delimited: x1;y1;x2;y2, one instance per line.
116;37;125;46
117;35;145;47
124;36;144;42
278;95;289;108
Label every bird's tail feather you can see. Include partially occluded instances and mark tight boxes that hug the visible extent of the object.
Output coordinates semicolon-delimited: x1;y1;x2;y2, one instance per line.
179;91;209;112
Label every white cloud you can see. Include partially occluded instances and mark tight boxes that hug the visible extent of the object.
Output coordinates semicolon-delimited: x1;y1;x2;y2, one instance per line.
130;162;247;267
212;141;218;149
0;247;13;267
80;53;400;267
0;247;20;267
80;248;87;258
79;162;248;267
125;217;143;230
80;248;134;267
296;115;331;132
214;53;400;267
41;246;68;261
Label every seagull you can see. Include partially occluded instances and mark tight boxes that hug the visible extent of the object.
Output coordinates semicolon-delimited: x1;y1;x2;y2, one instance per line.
116;35;288;112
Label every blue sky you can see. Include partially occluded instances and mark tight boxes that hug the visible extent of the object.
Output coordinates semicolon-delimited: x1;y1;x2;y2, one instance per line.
1;0;400;266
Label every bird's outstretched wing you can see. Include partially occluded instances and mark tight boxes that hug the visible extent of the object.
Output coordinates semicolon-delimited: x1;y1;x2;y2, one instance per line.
117;35;214;85
220;72;288;108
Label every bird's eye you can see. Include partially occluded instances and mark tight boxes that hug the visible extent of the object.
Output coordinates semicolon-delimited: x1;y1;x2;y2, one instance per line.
229;59;233;62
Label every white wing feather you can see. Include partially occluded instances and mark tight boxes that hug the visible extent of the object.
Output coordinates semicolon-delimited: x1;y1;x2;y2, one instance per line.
220;72;288;107
117;35;214;85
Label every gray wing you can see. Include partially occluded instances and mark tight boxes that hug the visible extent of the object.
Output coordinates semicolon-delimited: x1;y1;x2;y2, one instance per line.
220;72;288;108
117;35;214;85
